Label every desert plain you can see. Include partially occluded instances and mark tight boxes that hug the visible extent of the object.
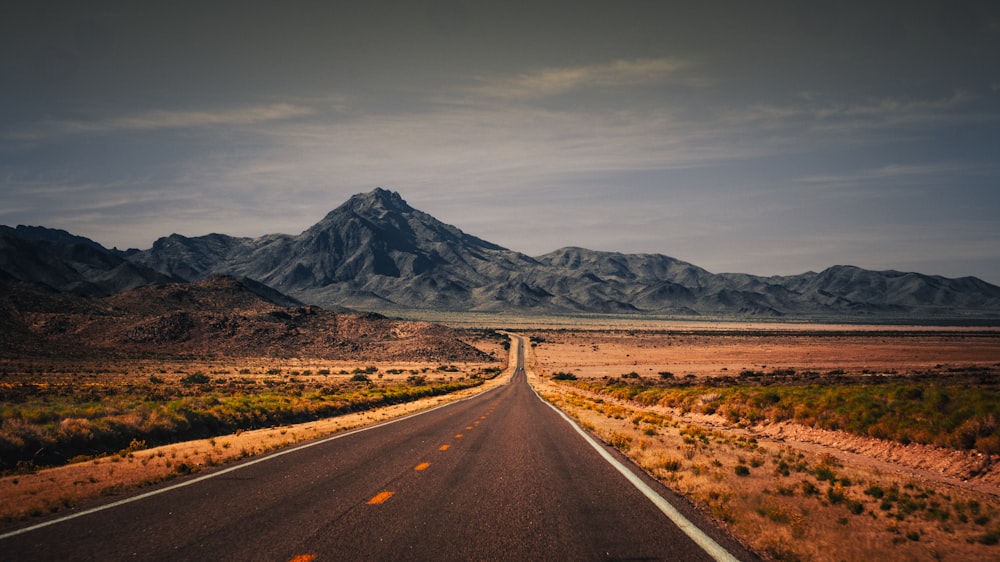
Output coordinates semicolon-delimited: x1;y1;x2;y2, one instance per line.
3;323;1000;562
527;324;1000;561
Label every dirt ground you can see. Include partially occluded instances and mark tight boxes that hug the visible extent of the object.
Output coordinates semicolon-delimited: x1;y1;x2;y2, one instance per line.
529;327;1000;379
527;326;1000;561
527;327;1000;488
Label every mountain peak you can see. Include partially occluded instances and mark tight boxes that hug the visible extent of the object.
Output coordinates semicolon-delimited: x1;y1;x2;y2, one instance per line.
342;187;410;215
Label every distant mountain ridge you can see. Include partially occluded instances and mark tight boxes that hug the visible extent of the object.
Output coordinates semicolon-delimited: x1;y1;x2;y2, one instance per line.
0;273;491;361
4;188;1000;321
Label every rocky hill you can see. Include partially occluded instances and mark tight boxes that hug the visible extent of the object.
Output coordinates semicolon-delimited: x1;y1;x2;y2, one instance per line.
3;188;1000;321
0;274;491;361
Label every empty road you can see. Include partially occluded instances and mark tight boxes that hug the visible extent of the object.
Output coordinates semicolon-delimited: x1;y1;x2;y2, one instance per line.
2;337;754;561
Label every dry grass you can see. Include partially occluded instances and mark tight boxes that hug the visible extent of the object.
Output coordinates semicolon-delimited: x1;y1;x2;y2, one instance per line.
0;357;503;471
533;376;999;561
526;328;1000;562
0;336;513;526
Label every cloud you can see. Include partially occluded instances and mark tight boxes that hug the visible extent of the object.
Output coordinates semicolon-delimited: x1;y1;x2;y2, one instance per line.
469;58;692;99
796;162;982;186
731;90;977;133
4;103;314;141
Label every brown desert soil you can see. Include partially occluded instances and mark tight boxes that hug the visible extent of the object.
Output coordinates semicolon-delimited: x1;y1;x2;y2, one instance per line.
528;327;1000;492
526;326;1000;561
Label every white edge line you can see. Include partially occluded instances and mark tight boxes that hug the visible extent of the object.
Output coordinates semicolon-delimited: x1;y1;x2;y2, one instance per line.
529;381;742;562
0;381;505;541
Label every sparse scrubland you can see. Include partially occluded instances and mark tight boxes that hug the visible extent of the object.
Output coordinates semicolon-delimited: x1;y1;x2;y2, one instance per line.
0;331;508;525
528;327;1000;562
570;374;1000;455
4;323;1000;561
0;359;499;472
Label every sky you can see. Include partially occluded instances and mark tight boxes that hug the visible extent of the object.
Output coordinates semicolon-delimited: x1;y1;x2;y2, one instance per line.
2;1;999;284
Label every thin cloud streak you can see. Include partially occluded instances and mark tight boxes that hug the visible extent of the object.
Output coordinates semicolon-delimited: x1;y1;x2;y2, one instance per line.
732;91;976;129
796;162;990;186
4;103;313;141
469;58;694;99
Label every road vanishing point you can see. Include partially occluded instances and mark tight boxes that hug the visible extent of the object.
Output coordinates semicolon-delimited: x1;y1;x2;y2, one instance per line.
2;337;756;561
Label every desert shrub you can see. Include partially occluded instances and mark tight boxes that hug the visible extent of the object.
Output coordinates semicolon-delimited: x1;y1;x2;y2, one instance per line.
572;379;1000;453
349;374;371;383
801;481;819;496
814;465;837;482
826;486;846;505
865;485;885;499
734;465;751;476
180;372;211;385
607;431;632;451
978;531;1000;545
551;372;577;381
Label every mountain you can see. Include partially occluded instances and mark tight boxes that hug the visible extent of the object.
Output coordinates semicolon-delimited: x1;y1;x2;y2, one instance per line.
0;225;175;296
5;188;1000;321
0;273;491;361
127;188;542;312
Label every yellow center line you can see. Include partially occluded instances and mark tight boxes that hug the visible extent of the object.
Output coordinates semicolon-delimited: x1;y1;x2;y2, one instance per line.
289;555;316;562
473;421;480;425
455;433;464;439
367;491;394;505
465;426;473;430
414;462;431;471
439;444;450;451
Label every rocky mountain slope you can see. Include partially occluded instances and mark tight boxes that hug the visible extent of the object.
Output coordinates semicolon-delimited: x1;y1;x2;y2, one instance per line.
0;274;490;361
4;188;1000;320
0;225;174;295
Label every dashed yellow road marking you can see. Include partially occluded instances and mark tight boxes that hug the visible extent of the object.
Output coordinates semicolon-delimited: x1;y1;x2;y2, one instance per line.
465;426;473;430
455;433;464;439
289;555;316;562
473;421;480;425
439;444;450;451
367;491;394;505
480;416;488;419
415;462;430;471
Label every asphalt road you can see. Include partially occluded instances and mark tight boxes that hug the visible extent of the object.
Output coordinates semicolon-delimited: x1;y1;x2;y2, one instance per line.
2;338;755;561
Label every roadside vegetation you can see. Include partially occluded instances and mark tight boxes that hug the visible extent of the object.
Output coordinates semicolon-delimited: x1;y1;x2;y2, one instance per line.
0;360;494;473
568;369;1000;455
536;369;1000;561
